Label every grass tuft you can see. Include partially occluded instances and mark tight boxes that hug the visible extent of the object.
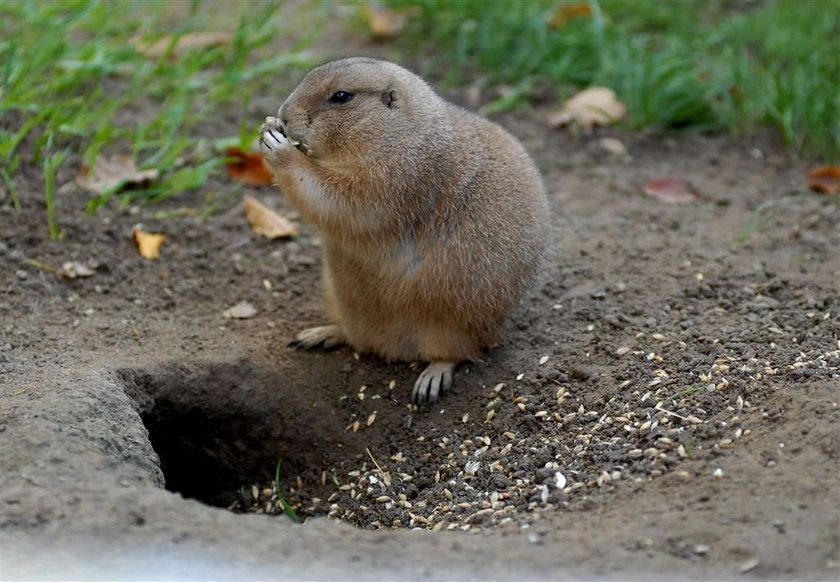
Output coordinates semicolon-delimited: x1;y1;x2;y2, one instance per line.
386;0;839;158
1;0;320;219
275;460;301;524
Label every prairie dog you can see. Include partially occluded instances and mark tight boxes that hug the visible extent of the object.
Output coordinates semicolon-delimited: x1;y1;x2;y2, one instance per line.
260;57;549;404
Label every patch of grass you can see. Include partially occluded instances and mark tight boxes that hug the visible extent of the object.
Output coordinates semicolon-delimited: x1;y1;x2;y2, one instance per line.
669;385;706;401
43;150;69;240
386;0;840;158
274;460;301;524
737;193;801;244
1;0;321;220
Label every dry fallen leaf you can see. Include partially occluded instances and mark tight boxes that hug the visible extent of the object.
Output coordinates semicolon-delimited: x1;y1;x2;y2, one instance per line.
243;194;299;239
598;137;628;157
547;87;627;132
363;2;415;40
132;31;232;59
76;155;159;195
226;148;273;186
548;3;592;29
132;226;167;260
223;301;257;320
643;179;699;204
807;166;840;195
58;261;95;279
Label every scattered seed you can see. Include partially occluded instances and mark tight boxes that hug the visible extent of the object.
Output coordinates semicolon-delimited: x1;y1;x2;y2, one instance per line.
739;558;760;574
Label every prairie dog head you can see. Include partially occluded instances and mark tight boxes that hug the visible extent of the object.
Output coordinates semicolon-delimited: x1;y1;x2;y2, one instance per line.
277;58;443;162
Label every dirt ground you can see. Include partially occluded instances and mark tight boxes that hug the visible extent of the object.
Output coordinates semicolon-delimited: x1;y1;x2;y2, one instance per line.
2;28;839;581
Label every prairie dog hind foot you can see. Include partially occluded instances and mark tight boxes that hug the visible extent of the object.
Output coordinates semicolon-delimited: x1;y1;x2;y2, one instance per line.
412;361;457;405
290;325;347;350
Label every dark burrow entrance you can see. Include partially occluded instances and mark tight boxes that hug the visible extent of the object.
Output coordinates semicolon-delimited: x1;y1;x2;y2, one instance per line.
117;360;357;511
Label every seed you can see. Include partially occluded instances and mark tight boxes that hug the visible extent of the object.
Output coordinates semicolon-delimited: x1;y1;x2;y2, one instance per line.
535;410;548;419
616;347;631;356
485;409;496;423
639;420;652;431
493;383;505;392
627;449;643;459
677;444;687;458
687;416;702;424
713;467;724;479
539;356;549;365
462;413;469;423
367;412;377;426
376;496;391;503
652;333;666;341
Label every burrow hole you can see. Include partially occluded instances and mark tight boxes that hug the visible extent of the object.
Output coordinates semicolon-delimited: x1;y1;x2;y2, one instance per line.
118;360;358;512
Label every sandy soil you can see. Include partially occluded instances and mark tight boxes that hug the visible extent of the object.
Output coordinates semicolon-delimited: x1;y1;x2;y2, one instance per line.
1;27;839;581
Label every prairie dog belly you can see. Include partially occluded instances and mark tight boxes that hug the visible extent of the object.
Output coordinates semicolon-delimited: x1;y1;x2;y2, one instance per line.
322;236;482;361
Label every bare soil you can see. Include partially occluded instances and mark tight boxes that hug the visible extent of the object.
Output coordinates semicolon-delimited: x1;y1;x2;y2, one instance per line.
1;41;839;582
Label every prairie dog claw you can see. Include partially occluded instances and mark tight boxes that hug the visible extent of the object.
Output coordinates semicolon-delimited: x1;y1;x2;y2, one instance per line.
412;361;457;405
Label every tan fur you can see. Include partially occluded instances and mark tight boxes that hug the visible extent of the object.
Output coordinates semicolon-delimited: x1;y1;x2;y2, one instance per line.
261;58;549;397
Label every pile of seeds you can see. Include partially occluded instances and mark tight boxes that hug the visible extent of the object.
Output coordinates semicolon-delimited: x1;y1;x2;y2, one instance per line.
234;275;839;531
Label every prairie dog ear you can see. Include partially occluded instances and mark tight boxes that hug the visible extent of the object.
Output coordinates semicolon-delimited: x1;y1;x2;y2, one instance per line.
382;88;397;109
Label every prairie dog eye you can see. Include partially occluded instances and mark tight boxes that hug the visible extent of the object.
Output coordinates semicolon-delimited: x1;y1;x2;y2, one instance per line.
328;91;354;104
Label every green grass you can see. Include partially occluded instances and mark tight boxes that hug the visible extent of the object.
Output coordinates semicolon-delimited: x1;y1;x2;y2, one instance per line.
3;0;836;233
1;0;320;221
42;150;69;239
274;460;301;524
385;0;840;158
669;385;706;401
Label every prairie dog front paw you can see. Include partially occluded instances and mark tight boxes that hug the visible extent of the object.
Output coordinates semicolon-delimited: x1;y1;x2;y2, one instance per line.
259;116;292;156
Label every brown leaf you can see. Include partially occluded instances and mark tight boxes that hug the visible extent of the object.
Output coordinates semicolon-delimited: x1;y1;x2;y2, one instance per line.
643;179;699;204
132;226;167;260
226;148;273;186
76;155;159;195
547;87;626;132
243;194;299;239
132;31;232;59
548;3;592;29
223;301;258;320
363;2;414;40
807;166;840;195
